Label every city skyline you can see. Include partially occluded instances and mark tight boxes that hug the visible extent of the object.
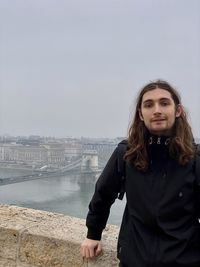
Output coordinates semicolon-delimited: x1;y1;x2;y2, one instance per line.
1;0;200;138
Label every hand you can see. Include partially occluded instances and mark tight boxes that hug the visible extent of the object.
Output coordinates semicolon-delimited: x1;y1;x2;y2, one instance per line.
80;238;102;259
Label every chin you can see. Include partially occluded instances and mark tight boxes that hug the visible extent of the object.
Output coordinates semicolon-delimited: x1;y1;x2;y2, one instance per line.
150;128;172;136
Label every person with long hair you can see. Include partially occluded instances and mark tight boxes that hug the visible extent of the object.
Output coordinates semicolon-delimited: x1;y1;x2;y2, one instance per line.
80;80;200;267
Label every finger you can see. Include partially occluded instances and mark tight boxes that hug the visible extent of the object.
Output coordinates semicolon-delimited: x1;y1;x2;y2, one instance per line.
80;245;84;257
89;246;95;258
80;244;86;257
95;243;102;256
85;248;89;258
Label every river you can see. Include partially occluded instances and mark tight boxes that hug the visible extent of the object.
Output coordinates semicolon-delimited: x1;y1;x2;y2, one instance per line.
0;168;125;225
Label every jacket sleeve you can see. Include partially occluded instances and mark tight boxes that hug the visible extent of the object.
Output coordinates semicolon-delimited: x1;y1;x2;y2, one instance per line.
86;147;121;240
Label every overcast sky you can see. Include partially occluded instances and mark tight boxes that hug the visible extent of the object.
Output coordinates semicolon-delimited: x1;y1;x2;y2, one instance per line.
0;0;200;138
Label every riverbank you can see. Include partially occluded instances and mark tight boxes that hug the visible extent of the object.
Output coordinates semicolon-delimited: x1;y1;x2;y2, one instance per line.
0;162;34;171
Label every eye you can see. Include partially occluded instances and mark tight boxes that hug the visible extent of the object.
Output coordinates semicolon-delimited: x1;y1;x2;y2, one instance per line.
161;101;170;106
143;102;153;108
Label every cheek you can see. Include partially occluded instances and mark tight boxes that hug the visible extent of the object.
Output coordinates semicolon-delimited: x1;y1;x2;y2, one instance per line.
168;113;176;125
142;116;151;127
143;113;151;123
140;110;149;121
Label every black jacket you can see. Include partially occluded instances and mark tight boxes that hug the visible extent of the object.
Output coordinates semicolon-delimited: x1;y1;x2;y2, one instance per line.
86;137;200;267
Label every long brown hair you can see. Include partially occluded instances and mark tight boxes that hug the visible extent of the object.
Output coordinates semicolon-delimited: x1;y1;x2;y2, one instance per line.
125;80;194;171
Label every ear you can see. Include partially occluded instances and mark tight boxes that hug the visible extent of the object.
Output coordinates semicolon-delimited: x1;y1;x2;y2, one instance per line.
139;109;144;121
175;104;183;118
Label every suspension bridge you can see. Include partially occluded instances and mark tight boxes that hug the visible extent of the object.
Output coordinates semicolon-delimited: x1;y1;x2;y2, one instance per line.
0;150;105;186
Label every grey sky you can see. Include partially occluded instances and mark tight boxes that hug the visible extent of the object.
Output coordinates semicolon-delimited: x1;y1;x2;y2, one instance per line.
0;0;200;138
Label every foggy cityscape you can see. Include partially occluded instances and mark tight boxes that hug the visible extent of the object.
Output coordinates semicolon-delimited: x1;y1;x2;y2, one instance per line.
0;134;125;225
0;0;200;225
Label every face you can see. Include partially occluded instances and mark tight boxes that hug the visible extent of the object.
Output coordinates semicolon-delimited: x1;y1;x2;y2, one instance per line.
139;88;182;136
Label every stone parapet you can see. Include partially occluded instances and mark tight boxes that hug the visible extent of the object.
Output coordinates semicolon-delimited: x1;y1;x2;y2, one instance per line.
0;205;119;267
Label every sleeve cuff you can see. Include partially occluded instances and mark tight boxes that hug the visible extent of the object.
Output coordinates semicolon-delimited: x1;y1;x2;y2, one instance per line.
87;228;103;240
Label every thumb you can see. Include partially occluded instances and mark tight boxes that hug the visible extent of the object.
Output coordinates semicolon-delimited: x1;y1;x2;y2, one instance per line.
95;242;102;256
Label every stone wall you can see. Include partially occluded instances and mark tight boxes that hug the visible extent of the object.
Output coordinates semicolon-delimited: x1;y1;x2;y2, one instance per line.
0;205;119;267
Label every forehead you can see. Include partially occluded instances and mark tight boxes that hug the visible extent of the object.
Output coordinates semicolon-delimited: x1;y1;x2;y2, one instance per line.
142;88;173;102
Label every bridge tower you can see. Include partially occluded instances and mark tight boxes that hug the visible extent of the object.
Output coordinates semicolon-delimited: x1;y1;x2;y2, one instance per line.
81;150;98;172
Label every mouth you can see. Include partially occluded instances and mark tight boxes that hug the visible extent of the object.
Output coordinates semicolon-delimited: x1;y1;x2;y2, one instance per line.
151;118;166;122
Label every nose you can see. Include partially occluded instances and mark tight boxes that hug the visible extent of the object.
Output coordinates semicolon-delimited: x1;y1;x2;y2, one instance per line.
153;103;161;114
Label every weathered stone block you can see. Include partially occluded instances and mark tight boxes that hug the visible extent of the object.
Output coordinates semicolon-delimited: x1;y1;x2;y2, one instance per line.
0;205;120;267
0;227;18;260
19;234;83;267
0;256;16;267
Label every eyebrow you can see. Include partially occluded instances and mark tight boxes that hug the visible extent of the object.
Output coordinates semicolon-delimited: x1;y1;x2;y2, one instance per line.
142;97;171;104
